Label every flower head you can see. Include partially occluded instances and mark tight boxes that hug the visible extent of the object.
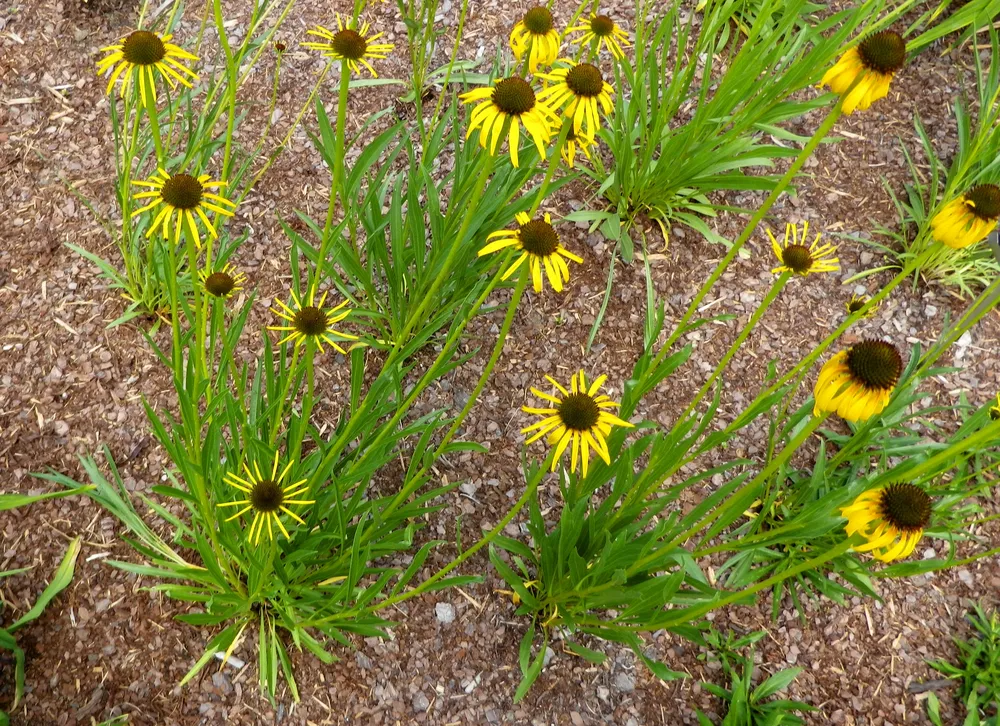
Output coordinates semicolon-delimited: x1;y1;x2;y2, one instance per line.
132;169;236;247
218;453;315;544
814;339;903;422
536;61;615;138
989;394;1000;422
841;483;931;561
561;125;594;169
567;13;631;60
302;15;394;77
97;30;199;99
522;370;634;477
460;77;560;167
930;184;1000;249
769;221;838;276
820;31;905;115
199;263;246;299
268;287;357;354
479;212;583;293
510;6;560;73
846;293;878;319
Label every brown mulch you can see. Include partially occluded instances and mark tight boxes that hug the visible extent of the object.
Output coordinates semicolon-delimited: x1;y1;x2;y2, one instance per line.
2;0;1000;724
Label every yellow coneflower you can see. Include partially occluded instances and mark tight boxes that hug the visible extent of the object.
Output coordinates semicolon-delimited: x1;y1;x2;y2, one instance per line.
536;61;614;138
478;212;583;293
930;184;1000;249
845;293;878;319
460;77;560;167
218;453;315;545
268;287;357;354
820;30;905;115
989;394;1000;422
768;221;839;277
302;15;394;77
96;30;199;99
561;125;594;169
510;6;560;73
522;370;634;477
814;339;903;422
198;263;246;299
567;13;631;60
132;169;236;247
841;483;931;562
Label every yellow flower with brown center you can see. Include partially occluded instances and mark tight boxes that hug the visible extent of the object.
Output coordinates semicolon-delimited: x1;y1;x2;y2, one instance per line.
218;453;315;544
820;30;905;114
269;287;357;354
198;263;246;299
561;125;594;169
813;339;903;422
302;15;394;77
522;370;633;477
478;212;583;293
132;170;236;247
845;293;878;319
460;77;560;167
841;483;931;562
510;6;560;73
930;184;1000;249
567;13;631;60
768;221;839;277
536;61;614;138
97;29;199;99
989;394;1000;422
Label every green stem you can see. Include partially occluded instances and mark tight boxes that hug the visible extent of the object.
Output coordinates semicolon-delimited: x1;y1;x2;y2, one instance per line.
143;82;165;166
315;63;353;291
397;151;496;344
650;103;844;371
528;121;570;217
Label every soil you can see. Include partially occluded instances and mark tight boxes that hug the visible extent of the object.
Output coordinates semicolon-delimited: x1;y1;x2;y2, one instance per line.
2;0;1000;725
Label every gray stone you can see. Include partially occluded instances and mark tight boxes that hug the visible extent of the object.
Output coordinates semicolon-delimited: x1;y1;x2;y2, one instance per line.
435;602;456;624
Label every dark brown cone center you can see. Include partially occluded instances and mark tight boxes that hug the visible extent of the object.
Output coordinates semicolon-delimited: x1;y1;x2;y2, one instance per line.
519;220;560;257
294;306;329;337
523;7;554;34
566;63;604;97
492;77;537;115
878;483;931;531
332;29;367;60
122;30;167;66
966;184;1000;221
161;174;204;210
558;393;600;431
249;479;283;512
846;340;903;390
858;30;906;74
205;272;235;297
